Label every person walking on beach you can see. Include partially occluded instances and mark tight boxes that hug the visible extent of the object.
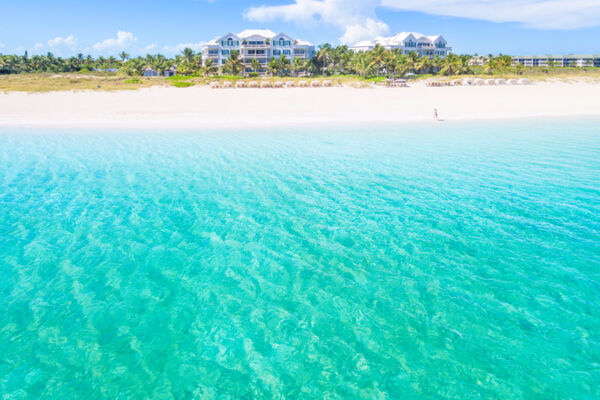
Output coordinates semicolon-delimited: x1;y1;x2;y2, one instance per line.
433;108;439;121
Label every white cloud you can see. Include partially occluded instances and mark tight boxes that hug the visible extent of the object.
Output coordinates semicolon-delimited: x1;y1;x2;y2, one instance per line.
382;0;600;30
48;35;78;50
162;42;205;55
32;43;44;53
245;0;600;44
93;31;137;52
143;43;158;52
245;0;389;44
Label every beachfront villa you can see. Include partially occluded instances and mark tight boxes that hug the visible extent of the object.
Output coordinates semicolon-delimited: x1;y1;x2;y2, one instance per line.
202;30;316;75
512;54;600;67
350;32;452;58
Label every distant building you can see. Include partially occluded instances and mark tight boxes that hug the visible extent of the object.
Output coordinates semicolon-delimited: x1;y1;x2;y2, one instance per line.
93;68;119;73
143;66;178;77
164;66;177;77
142;67;159;77
512;54;600;68
202;30;316;75
350;32;452;58
468;56;488;66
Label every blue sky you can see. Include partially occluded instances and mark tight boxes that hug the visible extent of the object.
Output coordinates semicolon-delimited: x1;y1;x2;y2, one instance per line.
1;0;599;57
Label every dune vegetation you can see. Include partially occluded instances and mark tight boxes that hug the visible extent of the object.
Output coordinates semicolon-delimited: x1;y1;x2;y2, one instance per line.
1;46;599;92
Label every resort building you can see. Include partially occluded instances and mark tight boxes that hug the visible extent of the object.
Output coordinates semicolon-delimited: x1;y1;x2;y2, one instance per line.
512;54;600;68
202;30;316;75
350;33;452;58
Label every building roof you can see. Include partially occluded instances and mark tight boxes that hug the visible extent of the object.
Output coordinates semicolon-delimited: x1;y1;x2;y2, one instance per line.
351;32;447;49
513;54;600;59
294;39;314;46
352;40;376;48
237;29;277;39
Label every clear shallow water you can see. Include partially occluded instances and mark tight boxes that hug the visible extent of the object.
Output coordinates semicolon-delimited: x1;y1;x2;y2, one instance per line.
0;120;599;399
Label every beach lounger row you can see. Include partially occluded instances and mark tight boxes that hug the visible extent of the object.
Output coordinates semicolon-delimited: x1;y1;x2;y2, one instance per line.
382;79;409;87
209;80;338;89
426;78;533;87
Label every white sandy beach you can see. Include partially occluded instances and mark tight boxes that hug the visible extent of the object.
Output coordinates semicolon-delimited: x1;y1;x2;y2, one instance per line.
0;80;599;128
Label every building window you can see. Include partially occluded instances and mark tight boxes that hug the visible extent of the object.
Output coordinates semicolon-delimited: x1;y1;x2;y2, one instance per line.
273;50;281;56
222;50;230;56
294;50;305;55
283;50;291;56
405;41;416;48
208;50;218;55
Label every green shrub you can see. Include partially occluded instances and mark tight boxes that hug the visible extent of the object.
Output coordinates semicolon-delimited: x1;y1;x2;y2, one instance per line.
173;81;195;88
248;72;259;77
124;78;143;84
217;75;244;81
167;75;195;81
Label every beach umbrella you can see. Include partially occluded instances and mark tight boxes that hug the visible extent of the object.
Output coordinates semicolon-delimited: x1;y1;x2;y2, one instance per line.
298;80;309;87
311;80;322;87
285;81;296;88
495;78;507;85
274;81;284;88
209;81;220;89
474;78;486;86
507;79;519;85
260;81;272;88
323;80;333;87
248;81;259;88
223;81;233;88
236;81;246;88
485;79;496;85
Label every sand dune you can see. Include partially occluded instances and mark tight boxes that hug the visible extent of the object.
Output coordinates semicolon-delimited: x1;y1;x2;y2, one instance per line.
1;80;599;128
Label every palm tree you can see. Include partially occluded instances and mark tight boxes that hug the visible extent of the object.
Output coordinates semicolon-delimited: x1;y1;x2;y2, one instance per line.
107;56;118;68
456;55;472;75
267;58;278;76
406;51;420;74
119;51;130;62
316;43;333;75
415;56;431;74
224;52;243;75
440;54;459;76
483;57;499;75
182;48;194;64
352;52;375;78
369;45;387;76
278;55;291;76
203;58;217;76
292;57;304;76
430;55;442;74
250;58;261;75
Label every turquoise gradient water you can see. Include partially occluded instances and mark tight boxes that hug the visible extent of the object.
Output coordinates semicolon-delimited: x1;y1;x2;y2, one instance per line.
1;120;599;399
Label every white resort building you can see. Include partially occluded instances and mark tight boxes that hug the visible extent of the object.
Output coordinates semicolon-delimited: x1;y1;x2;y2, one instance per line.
512;54;600;68
202;30;316;75
350;32;452;58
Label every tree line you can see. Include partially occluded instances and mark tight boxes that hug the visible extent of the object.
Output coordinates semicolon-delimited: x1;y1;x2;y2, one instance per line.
0;45;522;77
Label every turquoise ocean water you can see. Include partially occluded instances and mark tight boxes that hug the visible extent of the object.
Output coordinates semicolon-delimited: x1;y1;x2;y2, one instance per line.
0;119;599;399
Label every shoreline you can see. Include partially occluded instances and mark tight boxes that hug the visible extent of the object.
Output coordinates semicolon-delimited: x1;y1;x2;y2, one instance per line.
2;81;599;129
